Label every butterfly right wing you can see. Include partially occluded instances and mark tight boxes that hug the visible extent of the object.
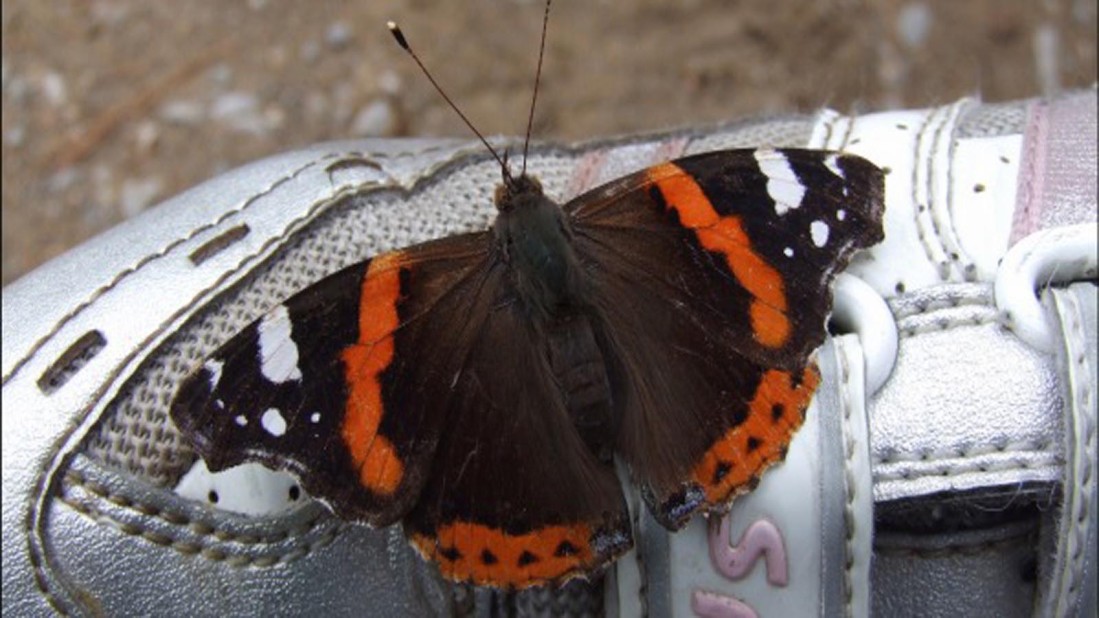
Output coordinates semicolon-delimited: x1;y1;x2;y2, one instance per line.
563;149;884;527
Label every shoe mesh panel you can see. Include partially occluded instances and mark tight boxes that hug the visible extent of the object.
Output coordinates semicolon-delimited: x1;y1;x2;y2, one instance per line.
957;99;1028;138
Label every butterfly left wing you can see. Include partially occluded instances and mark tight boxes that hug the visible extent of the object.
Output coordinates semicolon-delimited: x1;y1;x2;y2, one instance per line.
565;148;885;528
169;234;501;525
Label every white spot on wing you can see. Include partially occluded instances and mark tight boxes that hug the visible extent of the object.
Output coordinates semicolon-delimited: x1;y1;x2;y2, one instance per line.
784;247;795;258
754;149;806;216
310;412;321;423
837;209;847;221
258;305;303;383
261;408;287;437
235;415;248;427
204;359;224;390
811;220;830;247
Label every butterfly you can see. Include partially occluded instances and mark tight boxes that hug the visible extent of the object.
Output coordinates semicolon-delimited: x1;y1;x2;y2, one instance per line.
170;143;884;588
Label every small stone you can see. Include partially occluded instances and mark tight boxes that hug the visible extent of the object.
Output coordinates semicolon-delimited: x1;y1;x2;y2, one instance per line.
211;91;258;119
207;64;233;86
211;91;275;136
331;82;356;124
4;124;26;147
325;22;353;50
47;167;81;194
351;99;397;137
92;164;114;206
304;92;328;119
300;40;321;64
159;99;205;125
897;3;932;48
41;71;68;107
134;120;160;153
378;70;402;96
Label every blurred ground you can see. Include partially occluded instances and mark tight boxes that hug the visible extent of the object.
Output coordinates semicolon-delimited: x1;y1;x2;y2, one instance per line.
1;0;1095;285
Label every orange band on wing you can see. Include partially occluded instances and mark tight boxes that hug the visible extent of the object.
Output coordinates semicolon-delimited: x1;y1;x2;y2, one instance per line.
341;252;406;496
646;163;790;348
411;521;597;586
691;366;820;503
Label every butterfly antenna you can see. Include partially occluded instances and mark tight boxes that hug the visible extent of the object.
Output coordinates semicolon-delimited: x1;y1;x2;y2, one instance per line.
521;0;552;177
387;21;513;184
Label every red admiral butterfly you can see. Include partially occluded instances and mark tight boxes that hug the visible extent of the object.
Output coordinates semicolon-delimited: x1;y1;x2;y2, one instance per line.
170;6;885;589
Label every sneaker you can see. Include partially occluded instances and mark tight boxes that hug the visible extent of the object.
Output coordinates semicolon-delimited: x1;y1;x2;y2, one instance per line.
3;89;1096;616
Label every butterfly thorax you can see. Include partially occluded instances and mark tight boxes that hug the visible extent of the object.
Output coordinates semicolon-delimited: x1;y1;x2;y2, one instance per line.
493;175;588;318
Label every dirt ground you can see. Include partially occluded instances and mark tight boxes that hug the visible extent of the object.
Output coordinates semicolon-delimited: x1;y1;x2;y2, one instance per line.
2;0;1095;285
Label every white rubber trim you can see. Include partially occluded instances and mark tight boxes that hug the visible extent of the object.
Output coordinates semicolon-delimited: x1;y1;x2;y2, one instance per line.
995;223;1099;354
835;335;874;618
832;274;898;396
175;460;303;516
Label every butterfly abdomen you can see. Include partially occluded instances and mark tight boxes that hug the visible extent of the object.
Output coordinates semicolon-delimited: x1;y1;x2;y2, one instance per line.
544;312;617;462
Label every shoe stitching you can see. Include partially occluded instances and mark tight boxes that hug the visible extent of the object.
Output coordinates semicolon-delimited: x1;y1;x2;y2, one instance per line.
874;527;1037;558
839;347;858;617
26;524;70;616
27;450;76;615
896;312;1002;337
874;440;1056;464
60;470;341;568
931;99;979;281
59;492;341;568
873;451;1060;483
943;103;982;283
1054;289;1096;614
63;470;326;545
1009;101;1048;245
910;106;947;280
910;102;977;282
890;293;992;320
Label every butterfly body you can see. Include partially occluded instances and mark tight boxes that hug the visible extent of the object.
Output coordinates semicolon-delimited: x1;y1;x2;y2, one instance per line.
171;148;885;587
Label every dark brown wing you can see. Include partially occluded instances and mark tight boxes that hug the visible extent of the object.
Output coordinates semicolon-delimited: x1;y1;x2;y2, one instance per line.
565;149;884;527
170;233;495;525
